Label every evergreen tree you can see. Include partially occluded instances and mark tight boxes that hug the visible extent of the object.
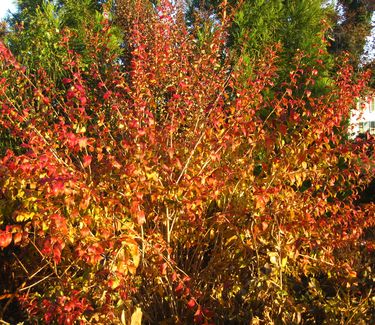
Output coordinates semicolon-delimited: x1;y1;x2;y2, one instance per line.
188;0;332;57
7;1;64;78
1;0;121;154
5;0;121;79
188;0;335;93
329;0;374;68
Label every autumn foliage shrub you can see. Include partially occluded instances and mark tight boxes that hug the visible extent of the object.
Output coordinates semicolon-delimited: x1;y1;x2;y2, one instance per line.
0;1;374;323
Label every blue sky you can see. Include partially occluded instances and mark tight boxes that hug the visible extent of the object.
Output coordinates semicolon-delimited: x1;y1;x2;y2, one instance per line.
0;0;373;61
0;0;16;20
363;14;375;63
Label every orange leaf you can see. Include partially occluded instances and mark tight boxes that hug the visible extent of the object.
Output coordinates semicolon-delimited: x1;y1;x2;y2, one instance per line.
0;231;12;248
83;155;92;167
187;298;196;309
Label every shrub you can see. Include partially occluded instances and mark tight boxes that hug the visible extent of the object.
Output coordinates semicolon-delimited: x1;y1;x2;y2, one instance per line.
0;1;374;323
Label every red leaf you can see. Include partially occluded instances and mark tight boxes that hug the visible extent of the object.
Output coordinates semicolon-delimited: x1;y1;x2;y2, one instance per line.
67;90;75;99
62;78;72;84
103;91;112;100
13;232;22;244
125;164;136;176
112;160;122;169
137;210;146;225
0;231;12;248
187;298;196;309
261;222;268;231
42;97;50;105
51;180;65;195
80;96;87;106
80;227;90;237
183;276;191;284
53;245;62;263
78;137;88;149
194;306;203;323
83;155;92;167
175;282;184;294
160;262;168;275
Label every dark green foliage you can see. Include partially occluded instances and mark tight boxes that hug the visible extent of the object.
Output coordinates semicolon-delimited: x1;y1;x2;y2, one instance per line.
189;0;336;96
329;0;374;68
5;0;122;78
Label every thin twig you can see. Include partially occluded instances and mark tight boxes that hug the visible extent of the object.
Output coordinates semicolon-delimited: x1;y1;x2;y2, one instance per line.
298;254;334;266
12;252;29;276
176;131;205;184
19;273;54;292
29;240;60;278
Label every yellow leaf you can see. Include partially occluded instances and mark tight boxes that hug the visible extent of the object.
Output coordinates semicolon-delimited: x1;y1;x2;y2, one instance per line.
281;257;287;268
269;252;278;265
146;172;158;181
130;307;143;325
131;247;140;270
226;235;237;246
16;212;35;222
121;310;126;325
295;174;302;187
349;270;357;278
29;182;37;190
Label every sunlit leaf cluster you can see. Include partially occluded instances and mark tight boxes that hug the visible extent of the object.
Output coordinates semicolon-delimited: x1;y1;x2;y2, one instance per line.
0;0;374;323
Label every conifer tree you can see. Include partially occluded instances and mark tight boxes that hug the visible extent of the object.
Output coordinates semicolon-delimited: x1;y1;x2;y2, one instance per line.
329;0;374;68
188;0;335;94
5;0;121;78
1;0;121;154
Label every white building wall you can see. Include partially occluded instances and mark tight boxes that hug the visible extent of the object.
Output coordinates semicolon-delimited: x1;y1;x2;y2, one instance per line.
350;95;375;137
